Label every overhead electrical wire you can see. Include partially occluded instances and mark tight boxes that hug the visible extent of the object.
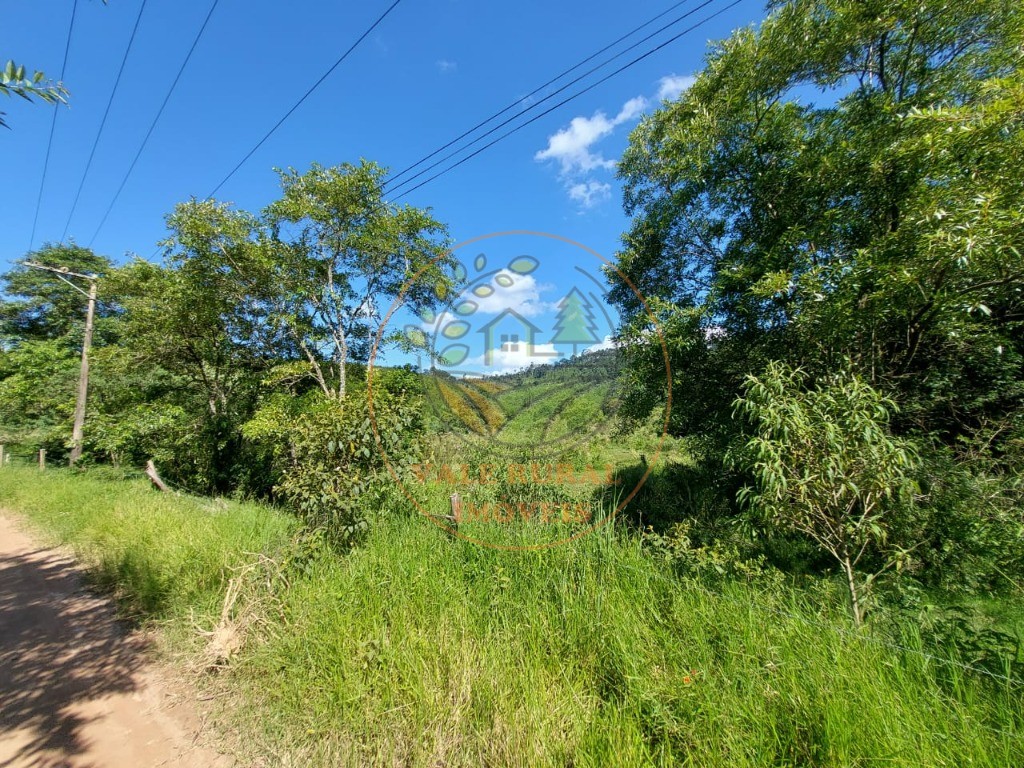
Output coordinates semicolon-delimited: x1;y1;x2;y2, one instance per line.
205;0;405;199
390;0;741;202
89;0;222;247
29;0;80;251
62;0;149;242
384;0;696;190
151;0;732;259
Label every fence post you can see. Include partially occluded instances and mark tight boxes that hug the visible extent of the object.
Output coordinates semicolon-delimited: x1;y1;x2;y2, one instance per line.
449;492;462;525
0;445;4;468
38;449;46;470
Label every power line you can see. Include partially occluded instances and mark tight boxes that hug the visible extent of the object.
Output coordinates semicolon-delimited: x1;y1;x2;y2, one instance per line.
29;0;79;252
62;0;149;243
205;0;405;199
391;0;742;202
385;0;695;190
89;0;222;248
157;0;725;258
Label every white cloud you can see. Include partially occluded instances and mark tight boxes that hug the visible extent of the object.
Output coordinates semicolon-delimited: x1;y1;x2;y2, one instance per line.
657;74;695;101
568;180;612;209
420;271;552;332
463;270;553;317
534;95;648;177
469;343;561;375
534;113;617;175
436;59;457;74
584;335;618;354
615;96;648;123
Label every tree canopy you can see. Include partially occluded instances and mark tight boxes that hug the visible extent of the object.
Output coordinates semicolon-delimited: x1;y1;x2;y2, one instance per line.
612;0;1024;457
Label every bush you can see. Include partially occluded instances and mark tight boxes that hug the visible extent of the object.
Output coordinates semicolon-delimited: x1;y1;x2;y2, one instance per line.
734;362;920;626
276;389;422;548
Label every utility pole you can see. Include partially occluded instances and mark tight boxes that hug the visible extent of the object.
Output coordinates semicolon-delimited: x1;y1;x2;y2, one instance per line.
70;278;97;465
21;261;99;466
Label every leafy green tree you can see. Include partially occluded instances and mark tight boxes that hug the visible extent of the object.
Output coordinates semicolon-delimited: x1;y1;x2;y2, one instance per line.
611;0;1024;457
262;161;457;399
0;244;112;342
0;245;114;458
0;339;77;453
275;385;423;547
734;362;920;626
106;203;274;491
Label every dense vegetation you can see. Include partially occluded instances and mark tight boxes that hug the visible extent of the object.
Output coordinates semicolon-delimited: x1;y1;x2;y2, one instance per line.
1;468;1020;766
1;0;1023;764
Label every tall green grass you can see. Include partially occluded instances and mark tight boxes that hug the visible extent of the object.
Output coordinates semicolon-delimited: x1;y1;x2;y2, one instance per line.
0;466;295;619
1;467;1021;766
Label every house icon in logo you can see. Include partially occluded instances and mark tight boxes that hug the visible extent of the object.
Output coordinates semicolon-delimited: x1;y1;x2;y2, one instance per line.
477;309;554;367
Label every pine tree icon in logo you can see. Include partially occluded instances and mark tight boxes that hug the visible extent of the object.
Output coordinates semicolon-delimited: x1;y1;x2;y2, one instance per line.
550;287;600;356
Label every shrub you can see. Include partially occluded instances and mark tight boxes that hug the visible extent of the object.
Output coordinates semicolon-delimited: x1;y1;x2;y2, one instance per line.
276;389;422;548
734;362;921;626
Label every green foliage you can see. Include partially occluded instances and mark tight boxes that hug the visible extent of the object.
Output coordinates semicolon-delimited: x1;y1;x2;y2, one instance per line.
0;59;67;129
0;339;77;454
907;444;1024;593
734;362;920;624
2;450;1021;767
0;467;295;618
261;160;457;399
611;0;1024;457
0;244;111;342
275;389;423;547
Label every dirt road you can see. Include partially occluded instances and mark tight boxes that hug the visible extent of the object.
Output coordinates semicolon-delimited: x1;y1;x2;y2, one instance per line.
0;513;232;768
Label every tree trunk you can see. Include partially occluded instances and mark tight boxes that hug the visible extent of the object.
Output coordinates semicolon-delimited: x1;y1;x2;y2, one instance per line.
336;325;348;400
842;555;864;628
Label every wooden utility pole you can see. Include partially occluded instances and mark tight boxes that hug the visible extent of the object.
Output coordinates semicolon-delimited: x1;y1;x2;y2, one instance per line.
69;279;97;465
21;261;99;466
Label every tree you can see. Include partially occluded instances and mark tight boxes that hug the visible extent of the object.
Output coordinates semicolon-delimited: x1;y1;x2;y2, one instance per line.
734;362;920;626
0;244;112;343
550;287;600;355
610;0;1024;458
0;245;113;459
262;161;457;400
106;202;273;491
0;60;66;129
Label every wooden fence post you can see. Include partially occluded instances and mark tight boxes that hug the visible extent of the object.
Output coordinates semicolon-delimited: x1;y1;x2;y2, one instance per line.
0;445;4;467
38;449;46;470
449;492;462;526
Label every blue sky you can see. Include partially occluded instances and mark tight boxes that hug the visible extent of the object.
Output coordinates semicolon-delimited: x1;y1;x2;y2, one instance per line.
3;0;766;371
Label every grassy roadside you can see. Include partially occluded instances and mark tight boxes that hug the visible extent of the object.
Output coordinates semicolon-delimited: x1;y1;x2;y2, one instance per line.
1;466;1022;766
0;466;295;623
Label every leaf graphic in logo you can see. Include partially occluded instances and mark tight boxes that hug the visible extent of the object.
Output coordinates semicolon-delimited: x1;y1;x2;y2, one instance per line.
495;273;514;288
442;321;470;339
473;284;494;298
509;256;539;275
404;326;427;347
474;254;487;271
454;300;477;316
439;344;469;366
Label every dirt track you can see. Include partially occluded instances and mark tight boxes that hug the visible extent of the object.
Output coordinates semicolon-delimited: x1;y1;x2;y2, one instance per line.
0;513;232;768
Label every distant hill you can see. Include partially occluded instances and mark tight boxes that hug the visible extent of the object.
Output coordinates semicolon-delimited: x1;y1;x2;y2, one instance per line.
422;350;623;446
